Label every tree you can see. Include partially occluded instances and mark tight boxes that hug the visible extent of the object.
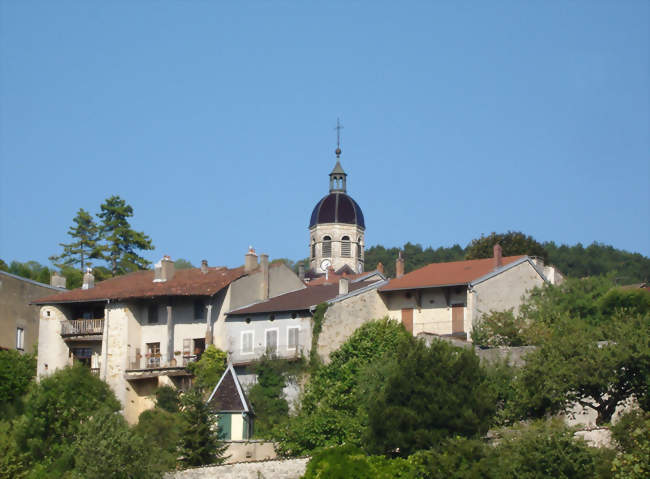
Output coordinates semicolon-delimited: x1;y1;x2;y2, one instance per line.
134;408;182;473
610;409;650;479
0;350;36;419
186;345;227;392
96;196;154;276
49;208;101;272
174;258;194;270
248;356;290;437
470;309;529;348
71;409;160;479
274;318;412;456
178;388;228;467
513;314;650;425
155;385;180;413
465;231;548;261
363;338;494;457
13;364;121;469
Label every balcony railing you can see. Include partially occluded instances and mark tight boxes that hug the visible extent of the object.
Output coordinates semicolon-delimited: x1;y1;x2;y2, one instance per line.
61;319;104;337
127;355;198;371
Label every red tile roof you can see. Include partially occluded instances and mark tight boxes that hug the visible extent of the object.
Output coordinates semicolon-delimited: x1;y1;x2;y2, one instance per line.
379;256;525;292
33;266;248;304
228;280;375;316
306;270;377;286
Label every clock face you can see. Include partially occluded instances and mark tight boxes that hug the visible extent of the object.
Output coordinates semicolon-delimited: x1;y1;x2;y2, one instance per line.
320;259;331;271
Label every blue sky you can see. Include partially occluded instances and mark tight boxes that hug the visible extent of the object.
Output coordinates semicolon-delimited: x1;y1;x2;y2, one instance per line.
1;1;648;270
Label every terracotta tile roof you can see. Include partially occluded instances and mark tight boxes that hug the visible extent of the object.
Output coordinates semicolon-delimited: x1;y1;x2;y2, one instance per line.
207;365;251;413
379;256;525;292
228;280;373;316
306;270;374;286
33;266;248;304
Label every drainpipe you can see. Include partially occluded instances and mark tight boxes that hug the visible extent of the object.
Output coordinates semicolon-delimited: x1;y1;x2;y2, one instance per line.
101;300;110;381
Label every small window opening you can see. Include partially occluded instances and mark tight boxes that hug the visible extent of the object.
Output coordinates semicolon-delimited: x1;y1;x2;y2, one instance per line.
322;236;332;257
341;236;351;257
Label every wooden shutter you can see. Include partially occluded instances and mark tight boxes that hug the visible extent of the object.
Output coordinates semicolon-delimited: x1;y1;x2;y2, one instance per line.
452;304;465;333
401;308;413;334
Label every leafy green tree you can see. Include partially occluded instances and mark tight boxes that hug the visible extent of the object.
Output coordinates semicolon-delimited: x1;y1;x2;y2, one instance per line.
470;309;529;348
513;314;649;425
364;338;494;457
407;437;489;479
178;388;228;467
96;196;154;276
13;364;121;469
7;261;51;284
0;420;27;479
248;356;290;437
134;408;182;473
465;231;548;261
610;409;650;479
49;208;101;272
70;409;159;479
186;345;227;392
0;259;8;271
274;319;411;455
174;258;194;270
598;288;650;318
155;385;180;413
0;351;36;419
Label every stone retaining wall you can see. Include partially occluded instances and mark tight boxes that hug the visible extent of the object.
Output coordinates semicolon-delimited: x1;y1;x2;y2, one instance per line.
165;457;309;479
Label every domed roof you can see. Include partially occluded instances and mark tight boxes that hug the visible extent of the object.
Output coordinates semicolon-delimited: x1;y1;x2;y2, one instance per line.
309;192;365;229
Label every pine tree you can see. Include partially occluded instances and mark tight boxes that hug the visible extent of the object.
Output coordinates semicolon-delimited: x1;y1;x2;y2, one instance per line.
96;196;154;276
178;388;228;467
49;208;101;272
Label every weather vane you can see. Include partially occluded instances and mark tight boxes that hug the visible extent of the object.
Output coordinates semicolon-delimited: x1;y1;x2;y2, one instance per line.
334;118;343;158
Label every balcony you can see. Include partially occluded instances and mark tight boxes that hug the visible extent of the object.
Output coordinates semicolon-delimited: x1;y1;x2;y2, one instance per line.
124;355;195;381
61;319;104;340
229;345;304;366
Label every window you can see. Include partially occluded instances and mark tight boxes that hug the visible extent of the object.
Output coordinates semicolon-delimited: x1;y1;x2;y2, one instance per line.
288;327;300;350
147;304;158;324
265;329;278;355
322;236;332;257
341;236;351;257
147;342;161;368
72;347;92;366
311;240;316;259
194;299;205;320
241;331;254;354
16;328;24;350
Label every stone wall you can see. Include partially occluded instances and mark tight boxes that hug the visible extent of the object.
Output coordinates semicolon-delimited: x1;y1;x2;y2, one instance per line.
317;287;388;361
165;457;309;479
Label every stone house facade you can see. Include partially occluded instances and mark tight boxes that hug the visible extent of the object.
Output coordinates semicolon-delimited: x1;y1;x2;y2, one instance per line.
34;251;304;423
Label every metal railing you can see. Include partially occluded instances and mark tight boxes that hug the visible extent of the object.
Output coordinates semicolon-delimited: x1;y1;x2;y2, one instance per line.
127;354;198;371
61;319;104;337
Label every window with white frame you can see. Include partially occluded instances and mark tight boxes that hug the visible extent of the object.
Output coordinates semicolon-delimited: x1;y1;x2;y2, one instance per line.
265;329;278;354
287;327;300;350
241;331;254;354
16;327;24;350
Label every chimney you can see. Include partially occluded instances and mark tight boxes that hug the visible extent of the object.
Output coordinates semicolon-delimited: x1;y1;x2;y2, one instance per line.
493;243;503;269
339;277;349;296
82;268;94;290
154;255;175;282
376;262;384;274
260;254;269;300
396;251;405;278
201;259;209;274
298;263;305;281
50;271;66;289
244;246;258;273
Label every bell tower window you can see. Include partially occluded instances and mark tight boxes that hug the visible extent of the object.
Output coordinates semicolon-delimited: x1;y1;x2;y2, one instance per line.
341;236;351;257
322;236;332;257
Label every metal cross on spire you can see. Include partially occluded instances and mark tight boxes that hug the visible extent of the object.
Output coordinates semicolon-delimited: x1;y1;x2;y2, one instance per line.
334;118;343;158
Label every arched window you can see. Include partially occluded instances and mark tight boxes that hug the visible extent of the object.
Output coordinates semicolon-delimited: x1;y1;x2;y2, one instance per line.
357;236;364;259
322;236;332;257
311;239;316;259
341;236;351;257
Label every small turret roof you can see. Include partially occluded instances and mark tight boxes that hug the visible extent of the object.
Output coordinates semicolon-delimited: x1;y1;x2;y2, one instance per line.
330;160;346;175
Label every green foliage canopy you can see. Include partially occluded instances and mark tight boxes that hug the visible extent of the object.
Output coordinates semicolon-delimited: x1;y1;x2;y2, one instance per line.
49;208;101;272
186;345;227;392
465;231;548;261
0;350;36;419
248;356;291;438
96;195;154;276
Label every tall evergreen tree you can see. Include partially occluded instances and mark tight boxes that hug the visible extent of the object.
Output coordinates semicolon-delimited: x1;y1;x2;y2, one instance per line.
49;208;100;272
96;196;154;276
178;388;228;467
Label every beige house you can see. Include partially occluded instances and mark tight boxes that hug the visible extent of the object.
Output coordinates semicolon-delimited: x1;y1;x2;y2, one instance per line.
0;270;65;353
379;245;563;339
33;250;304;423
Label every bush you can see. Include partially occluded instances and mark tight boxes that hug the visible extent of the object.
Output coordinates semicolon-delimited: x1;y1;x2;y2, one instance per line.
248;356;290;438
0;350;36;419
155;385;180;413
134;408;182;473
186;345;227;392
610;409;650;479
303;445;417;479
471;309;529;347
